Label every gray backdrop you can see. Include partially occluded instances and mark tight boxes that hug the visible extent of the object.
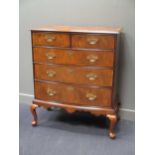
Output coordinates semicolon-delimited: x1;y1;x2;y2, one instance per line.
19;0;135;119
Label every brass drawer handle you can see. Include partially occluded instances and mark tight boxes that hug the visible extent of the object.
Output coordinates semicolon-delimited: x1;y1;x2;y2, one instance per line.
47;88;56;96
87;38;98;45
68;51;74;57
46;70;56;77
86;93;97;101
86;55;98;63
86;73;98;81
67;86;75;91
46;53;56;60
46;36;56;42
67;68;74;73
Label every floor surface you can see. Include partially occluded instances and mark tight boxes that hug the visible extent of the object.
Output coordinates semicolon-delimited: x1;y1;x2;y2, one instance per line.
19;103;135;155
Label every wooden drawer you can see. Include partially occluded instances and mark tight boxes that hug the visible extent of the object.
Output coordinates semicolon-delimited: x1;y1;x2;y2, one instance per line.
34;64;113;86
32;32;70;47
33;48;114;67
35;81;112;107
72;34;115;49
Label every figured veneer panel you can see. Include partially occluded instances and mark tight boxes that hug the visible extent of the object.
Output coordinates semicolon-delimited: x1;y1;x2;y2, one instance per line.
34;81;112;107
33;48;114;67
34;64;113;87
32;32;70;47
72;34;115;50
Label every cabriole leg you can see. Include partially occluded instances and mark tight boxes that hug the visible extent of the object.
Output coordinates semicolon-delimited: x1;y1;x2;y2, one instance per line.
30;104;38;126
106;114;117;139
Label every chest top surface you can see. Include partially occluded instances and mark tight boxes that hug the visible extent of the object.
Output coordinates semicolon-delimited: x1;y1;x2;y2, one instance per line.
31;25;121;34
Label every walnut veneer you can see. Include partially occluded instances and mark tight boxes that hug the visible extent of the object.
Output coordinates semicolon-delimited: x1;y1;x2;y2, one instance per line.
30;25;121;139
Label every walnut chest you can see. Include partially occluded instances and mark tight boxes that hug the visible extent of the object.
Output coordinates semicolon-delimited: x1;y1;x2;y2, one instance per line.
30;25;121;139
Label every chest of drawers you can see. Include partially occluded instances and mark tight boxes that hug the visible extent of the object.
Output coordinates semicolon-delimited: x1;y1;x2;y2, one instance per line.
30;26;121;139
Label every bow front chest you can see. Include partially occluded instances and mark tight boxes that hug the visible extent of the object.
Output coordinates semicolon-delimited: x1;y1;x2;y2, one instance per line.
30;26;121;139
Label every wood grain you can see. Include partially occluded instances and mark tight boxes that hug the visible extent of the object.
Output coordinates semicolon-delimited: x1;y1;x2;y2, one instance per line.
34;64;113;86
33;99;116;116
72;34;116;49
31;25;121;34
33;48;114;67
34;81;112;107
32;32;70;47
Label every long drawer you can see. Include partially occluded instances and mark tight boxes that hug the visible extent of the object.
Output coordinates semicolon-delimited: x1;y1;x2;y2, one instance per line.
33;48;114;67
34;64;113;87
34;81;112;107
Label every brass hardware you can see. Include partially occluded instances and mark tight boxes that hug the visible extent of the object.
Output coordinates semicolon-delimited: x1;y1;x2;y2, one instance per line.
68;51;74;57
86;55;98;63
86;93;97;101
46;53;56;60
86;73;98;81
67;86;75;91
67;68;74;73
87;38;98;45
46;70;56;77
46;36;56;42
46;88;56;96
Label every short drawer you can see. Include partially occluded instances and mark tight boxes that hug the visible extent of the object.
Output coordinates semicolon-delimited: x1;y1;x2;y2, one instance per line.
34;64;113;87
72;34;115;50
34;81;112;107
33;48;114;67
32;32;70;47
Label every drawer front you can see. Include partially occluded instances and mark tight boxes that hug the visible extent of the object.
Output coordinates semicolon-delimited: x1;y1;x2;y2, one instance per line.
33;48;114;67
35;81;112;107
32;32;70;47
72;34;115;49
34;64;113;87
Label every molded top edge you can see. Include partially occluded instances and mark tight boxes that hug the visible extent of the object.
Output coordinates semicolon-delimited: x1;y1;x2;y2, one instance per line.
31;25;122;34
